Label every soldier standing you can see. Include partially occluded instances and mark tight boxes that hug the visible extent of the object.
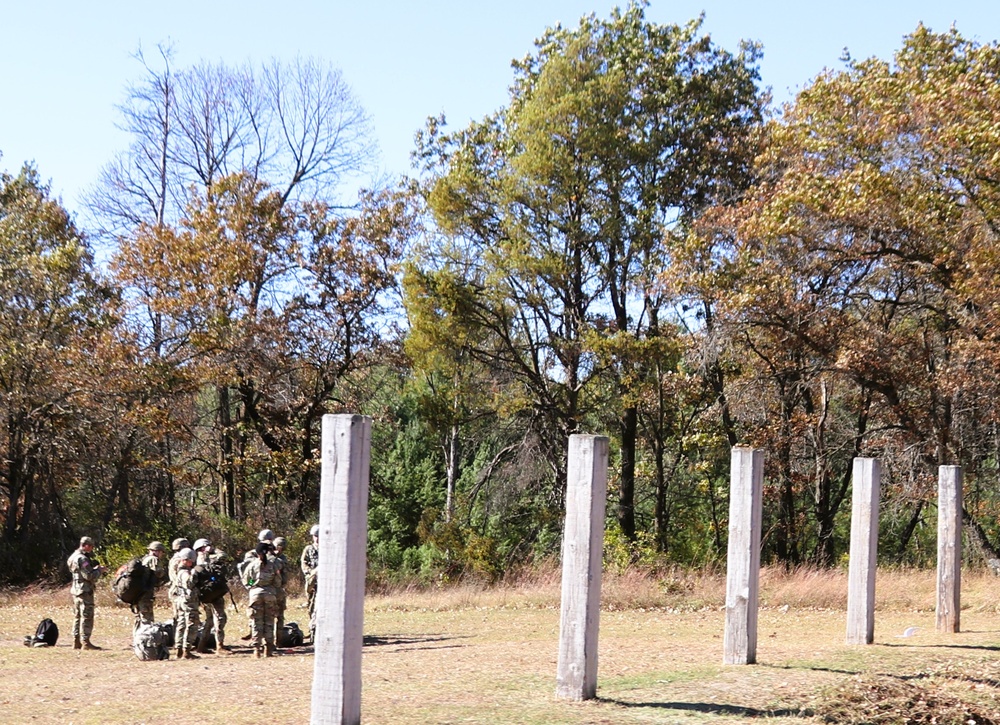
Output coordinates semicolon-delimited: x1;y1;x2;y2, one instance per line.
272;536;289;645
241;541;281;658
167;537;190;624
136;541;168;625
172;547;201;659
67;536;106;650
193;538;230;654
300;524;319;642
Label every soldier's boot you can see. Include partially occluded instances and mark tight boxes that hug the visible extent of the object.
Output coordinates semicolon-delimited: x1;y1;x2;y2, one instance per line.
253;646;263;659
82;639;101;650
183;648;199;660
175;646;183;660
73;636;82;650
216;633;231;655
264;642;275;658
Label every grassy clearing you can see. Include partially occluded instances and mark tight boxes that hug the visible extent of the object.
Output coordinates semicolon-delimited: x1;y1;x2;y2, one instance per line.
2;567;999;723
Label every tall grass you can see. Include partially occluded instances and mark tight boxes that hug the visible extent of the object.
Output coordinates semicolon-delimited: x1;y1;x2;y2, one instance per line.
367;564;1000;614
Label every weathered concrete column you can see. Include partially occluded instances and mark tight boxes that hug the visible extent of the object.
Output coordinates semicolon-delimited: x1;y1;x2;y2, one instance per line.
723;447;763;665
311;414;371;725
936;465;962;633
556;434;609;701
846;457;880;645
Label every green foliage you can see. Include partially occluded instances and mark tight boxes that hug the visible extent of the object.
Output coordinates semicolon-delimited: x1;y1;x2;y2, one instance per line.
10;19;1000;586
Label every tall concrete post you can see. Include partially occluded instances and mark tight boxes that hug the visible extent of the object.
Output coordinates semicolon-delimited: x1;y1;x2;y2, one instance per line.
556;435;609;701
846;457;880;645
936;465;962;633
311;414;371;725
723;447;763;665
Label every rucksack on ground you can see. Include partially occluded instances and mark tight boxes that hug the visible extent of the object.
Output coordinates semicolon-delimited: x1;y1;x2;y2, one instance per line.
112;557;155;605
278;621;304;648
23;617;58;647
195;623;216;651
193;560;230;604
133;621;171;661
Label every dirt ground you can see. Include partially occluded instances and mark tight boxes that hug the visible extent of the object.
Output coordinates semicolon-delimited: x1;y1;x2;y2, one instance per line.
2;576;1000;724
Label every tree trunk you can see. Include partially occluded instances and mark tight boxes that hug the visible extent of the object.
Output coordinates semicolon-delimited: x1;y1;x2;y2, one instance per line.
218;385;236;518
618;406;638;540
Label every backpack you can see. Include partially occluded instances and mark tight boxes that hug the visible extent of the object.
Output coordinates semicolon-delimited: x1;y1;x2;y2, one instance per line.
193;560;230;604
133;621;172;661
23;618;58;647
195;623;216;651
112;558;155;605
278;621;304;648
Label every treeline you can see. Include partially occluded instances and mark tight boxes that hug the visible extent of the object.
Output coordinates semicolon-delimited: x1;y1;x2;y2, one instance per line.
3;6;1000;584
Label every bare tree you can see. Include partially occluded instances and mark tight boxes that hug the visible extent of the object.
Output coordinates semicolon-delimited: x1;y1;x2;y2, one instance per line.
89;52;377;238
88;43;178;239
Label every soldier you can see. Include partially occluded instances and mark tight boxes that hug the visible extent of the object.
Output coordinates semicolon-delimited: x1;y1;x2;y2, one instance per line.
241;541;281;658
135;541;168;625
171;547;201;659
193;538;230;654
301;524;319;642
67;535;107;650
168;537;191;626
272;536;289;645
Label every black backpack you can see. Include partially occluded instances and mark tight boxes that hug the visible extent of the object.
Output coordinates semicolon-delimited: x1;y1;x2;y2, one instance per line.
195;623;216;650
112;557;155;605
193;560;230;604
278;621;304;648
23;617;58;647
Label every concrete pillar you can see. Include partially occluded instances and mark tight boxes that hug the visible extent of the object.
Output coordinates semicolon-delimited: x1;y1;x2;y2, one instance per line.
846;457;880;645
936;465;962;633
556;435;609;701
723;447;763;665
311;414;371;725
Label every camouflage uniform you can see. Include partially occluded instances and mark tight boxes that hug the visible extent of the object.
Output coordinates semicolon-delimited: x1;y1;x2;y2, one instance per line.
167;538;190;626
301;538;319;640
241;549;281;657
136;543;168;624
272;538;288;645
171;552;201;659
67;538;104;649
195;546;229;653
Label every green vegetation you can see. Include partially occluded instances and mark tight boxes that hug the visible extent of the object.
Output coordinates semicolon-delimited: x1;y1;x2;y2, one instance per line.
3;5;1000;583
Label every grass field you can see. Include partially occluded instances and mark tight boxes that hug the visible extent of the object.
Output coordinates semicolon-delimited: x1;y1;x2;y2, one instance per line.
3;566;1000;724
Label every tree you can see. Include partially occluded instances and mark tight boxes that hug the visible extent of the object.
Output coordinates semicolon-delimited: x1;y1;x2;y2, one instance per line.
0;164;111;572
680;24;1000;564
413;3;765;543
96;51;383;522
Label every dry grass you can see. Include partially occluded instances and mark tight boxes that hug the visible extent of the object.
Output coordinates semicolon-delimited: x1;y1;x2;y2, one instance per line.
2;567;1000;724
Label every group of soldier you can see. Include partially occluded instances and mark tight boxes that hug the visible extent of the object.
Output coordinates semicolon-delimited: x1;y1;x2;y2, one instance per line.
65;524;321;659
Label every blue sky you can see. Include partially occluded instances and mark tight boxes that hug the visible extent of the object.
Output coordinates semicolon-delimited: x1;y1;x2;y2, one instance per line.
2;1;999;220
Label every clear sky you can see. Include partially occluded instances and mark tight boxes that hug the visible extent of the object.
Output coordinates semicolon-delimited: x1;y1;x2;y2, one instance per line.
2;1;999;220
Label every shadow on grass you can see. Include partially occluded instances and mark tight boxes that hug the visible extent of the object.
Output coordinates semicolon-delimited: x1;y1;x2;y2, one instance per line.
602;698;811;718
879;642;1000;652
363;633;471;651
762;662;860;676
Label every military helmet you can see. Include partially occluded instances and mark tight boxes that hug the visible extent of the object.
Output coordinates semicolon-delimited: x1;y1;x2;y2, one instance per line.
310;524;320;537
192;538;211;551
148;541;165;551
178;547;197;562
258;528;274;542
79;536;95;547
273;536;287;548
171;537;190;551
